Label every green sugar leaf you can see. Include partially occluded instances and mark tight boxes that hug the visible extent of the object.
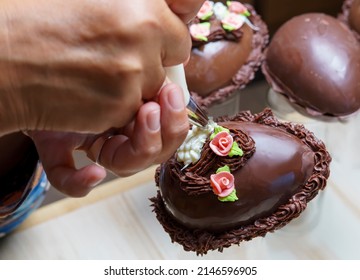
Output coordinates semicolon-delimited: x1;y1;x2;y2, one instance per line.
200;11;214;21
216;165;231;174
222;23;236;32
210;126;230;139
194;35;208;42
218;190;238;202
229;141;243;157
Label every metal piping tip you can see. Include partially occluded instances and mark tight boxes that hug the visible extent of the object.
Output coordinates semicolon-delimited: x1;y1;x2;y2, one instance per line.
186;96;209;127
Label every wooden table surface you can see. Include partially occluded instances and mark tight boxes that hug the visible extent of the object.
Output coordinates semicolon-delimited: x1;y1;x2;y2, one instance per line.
0;160;359;260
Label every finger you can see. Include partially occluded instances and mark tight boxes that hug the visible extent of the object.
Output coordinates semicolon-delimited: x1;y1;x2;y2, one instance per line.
166;0;205;23
30;131;107;197
155;82;189;163
160;2;192;66
95;102;162;177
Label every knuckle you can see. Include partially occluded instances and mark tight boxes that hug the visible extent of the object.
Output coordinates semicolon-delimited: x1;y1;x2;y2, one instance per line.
139;142;162;158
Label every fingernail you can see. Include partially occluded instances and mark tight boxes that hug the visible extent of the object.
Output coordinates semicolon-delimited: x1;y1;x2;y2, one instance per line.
147;109;160;132
90;178;104;188
167;86;185;111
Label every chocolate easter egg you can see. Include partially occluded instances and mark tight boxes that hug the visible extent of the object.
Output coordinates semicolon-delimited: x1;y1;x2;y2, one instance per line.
262;13;360;117
159;122;316;232
184;1;269;107
152;109;331;254
185;23;253;96
339;0;360;41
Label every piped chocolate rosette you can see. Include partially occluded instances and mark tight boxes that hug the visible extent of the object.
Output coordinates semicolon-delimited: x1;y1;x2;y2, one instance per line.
338;0;360;41
151;108;331;255
185;1;269;108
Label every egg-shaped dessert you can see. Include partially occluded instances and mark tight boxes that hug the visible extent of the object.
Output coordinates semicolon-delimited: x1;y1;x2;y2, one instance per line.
151;108;331;255
185;1;269;109
262;13;360;118
262;13;360;117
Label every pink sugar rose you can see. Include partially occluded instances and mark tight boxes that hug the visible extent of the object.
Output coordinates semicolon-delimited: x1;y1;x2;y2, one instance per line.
210;131;233;156
197;1;213;19
189;22;211;41
210;171;235;197
228;1;248;14
222;12;245;31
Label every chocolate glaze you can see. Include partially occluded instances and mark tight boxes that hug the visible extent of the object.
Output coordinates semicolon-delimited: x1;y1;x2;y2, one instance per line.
185;3;269;108
159;122;314;232
151;109;331;254
186;24;253;96
262;13;360;117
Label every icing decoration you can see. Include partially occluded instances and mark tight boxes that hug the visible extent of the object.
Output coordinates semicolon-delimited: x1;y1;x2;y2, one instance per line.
222;13;245;32
227;1;250;16
189;22;211;42
213;2;228;20
209;131;233;156
210;125;230;139
218;190;238;202
228;141;243;157
197;1;214;21
190;1;258;42
210;166;238;202
176;120;217;166
210;125;243;157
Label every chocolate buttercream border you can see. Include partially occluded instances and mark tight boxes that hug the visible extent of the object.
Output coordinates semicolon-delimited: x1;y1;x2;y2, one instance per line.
151;108;331;255
338;0;360;41
191;4;269;108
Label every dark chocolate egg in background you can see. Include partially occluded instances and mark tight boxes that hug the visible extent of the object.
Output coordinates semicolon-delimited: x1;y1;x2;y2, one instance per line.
349;0;360;33
262;13;360;117
339;0;360;41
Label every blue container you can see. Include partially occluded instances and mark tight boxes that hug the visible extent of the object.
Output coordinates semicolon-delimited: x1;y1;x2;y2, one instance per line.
0;163;49;237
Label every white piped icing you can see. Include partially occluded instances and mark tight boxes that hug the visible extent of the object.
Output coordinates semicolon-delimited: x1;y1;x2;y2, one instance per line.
213;2;227;20
176;119;217;166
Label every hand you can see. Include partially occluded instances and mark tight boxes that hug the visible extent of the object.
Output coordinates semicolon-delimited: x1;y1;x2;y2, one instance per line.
166;0;205;23
28;83;189;197
0;0;191;136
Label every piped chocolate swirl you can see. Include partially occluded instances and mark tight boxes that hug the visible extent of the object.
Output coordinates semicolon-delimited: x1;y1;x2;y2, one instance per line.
164;127;255;196
151;108;331;255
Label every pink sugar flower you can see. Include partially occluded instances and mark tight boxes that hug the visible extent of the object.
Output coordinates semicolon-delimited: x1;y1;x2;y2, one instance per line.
210;131;233;156
197;1;214;20
210;171;235;197
228;1;248;14
222;12;245;31
189;22;211;41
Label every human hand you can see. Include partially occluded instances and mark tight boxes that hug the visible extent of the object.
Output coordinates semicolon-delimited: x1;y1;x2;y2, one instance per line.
28;83;188;197
166;0;205;23
0;0;190;136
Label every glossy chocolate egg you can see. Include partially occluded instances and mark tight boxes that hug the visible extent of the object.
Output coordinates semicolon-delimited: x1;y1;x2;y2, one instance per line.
158;122;315;232
263;13;360;117
152;109;331;254
184;1;269;107
185;24;253;96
